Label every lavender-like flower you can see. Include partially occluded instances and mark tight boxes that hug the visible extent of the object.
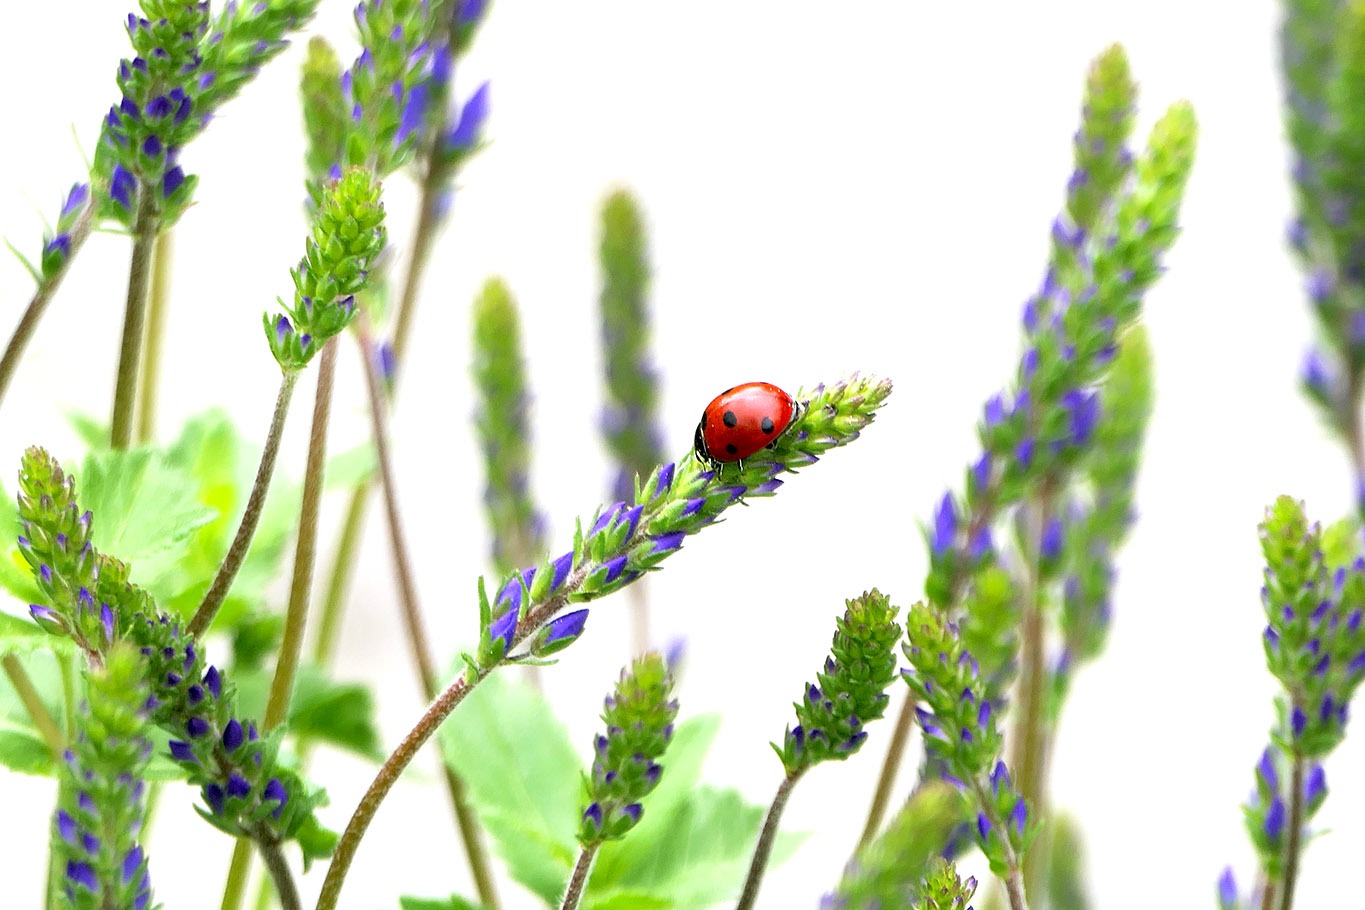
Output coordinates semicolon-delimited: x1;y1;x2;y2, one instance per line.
472;375;892;671
599;189;665;505
472;277;547;580
776;590;901;776
264;167;387;371
1237;496;1365;902
902;602;1032;879
577;652;677;845
51;643;155;910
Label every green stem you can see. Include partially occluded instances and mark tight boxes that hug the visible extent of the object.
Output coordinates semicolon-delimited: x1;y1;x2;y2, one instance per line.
264;340;338;730
559;842;601;910
137;229;174;444
315;671;478;910
858;693;914;848
0;194;97;413
220;839;253;910
255;829;302;910
311;484;370;665
189;370;301;638
1279;750;1307;910
356;326;438;691
1;654;63;759
969;778;1031;910
735;772;803;910
1010;495;1052;900
110;187;160;450
356;326;501;908
1260;880;1278;910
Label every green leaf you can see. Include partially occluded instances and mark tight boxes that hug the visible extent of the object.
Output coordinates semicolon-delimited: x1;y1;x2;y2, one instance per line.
0;649;65;776
0;610;75;659
398;896;488;910
0;727;54;775
438;673;581;905
581;891;673;910
78;447;218;592
65;411;107;450
593;785;798;908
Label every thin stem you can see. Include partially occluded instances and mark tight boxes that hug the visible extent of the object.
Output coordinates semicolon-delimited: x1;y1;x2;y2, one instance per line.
1;654;63;759
1011;495;1052;900
969;778;1030;910
220;839;254;910
255;830;302;910
189;370;301;637
356;324;438;694
559;842;601;910
628;580;649;656
311;485;370;665
1260;879;1278;910
110;188;160;450
356;325;501;908
735;772;802;910
264;340;338;730
137;228;174;444
187;371;298;633
858;693;914;847
0;192;97;412
1343;370;1365;520
1279;750;1307;910
315;671;477;910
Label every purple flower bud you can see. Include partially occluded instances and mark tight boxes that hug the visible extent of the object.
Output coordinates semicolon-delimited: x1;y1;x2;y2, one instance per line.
976;812;992;841
600;554;629;585
168;740;197;763
1287;217;1308;252
680;497;706;518
204;666;222;699
66;861;98;891
1021;347;1040;380
226;773;252;799
1051;216;1084;249
621;803;643;824
1040;518;1064;561
653;462;676;498
1010;796;1028;835
204;783;225;815
222;719;244;752
1217;867;1237;909
1264;795;1285;841
100;602;115;645
29;604;60;625
589;502;626;537
617;504;644;539
60;184;89;220
583;802;603;830
122;845;144;884
186;717;211;739
447;81;490;151
459;0;487;23
1308;269;1334;307
1302;349;1331;396
488;607;517;655
543;609;588;647
930;493;957;557
1256;749;1278;789
1062;388;1099;447
1304;763;1326;805
1291;705;1307;738
649;531;686;557
1016;436;1035;470
56;810;77;844
274;314;293;346
396;80;429;143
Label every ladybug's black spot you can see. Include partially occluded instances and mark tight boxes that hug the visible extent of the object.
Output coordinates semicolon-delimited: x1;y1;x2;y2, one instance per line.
725;443;739;455
722;410;738;428
760;416;775;434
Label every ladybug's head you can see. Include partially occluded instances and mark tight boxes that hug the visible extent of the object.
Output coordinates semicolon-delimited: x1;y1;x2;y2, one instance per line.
693;418;711;464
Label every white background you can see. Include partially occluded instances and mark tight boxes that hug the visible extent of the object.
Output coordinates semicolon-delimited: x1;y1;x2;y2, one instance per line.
0;1;1355;908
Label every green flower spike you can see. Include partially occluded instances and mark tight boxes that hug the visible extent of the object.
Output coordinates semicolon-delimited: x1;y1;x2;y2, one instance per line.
599;189;665;504
561;653;677;910
51;642;155;910
577;652;678;845
264;167;387;370
15;448;333;869
740;591;901;910
902;602;1034;880
473;277;546;579
828;781;970;910
473;375;891;672
776;589;902;776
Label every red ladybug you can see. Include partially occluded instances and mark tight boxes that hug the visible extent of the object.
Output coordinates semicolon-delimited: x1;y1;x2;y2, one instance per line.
694;381;799;466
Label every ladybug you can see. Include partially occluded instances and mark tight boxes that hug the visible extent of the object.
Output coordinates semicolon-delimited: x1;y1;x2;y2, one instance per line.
693;381;800;466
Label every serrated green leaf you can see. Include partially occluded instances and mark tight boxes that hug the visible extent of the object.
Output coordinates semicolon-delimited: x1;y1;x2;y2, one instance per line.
592;785;800;908
79;447;217;589
399;895;488;910
0;610;75;659
65;411;108;450
438;673;581;904
0;727;55;775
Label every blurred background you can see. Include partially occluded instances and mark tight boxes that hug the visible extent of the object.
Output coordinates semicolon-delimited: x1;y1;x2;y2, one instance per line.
0;1;1351;907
